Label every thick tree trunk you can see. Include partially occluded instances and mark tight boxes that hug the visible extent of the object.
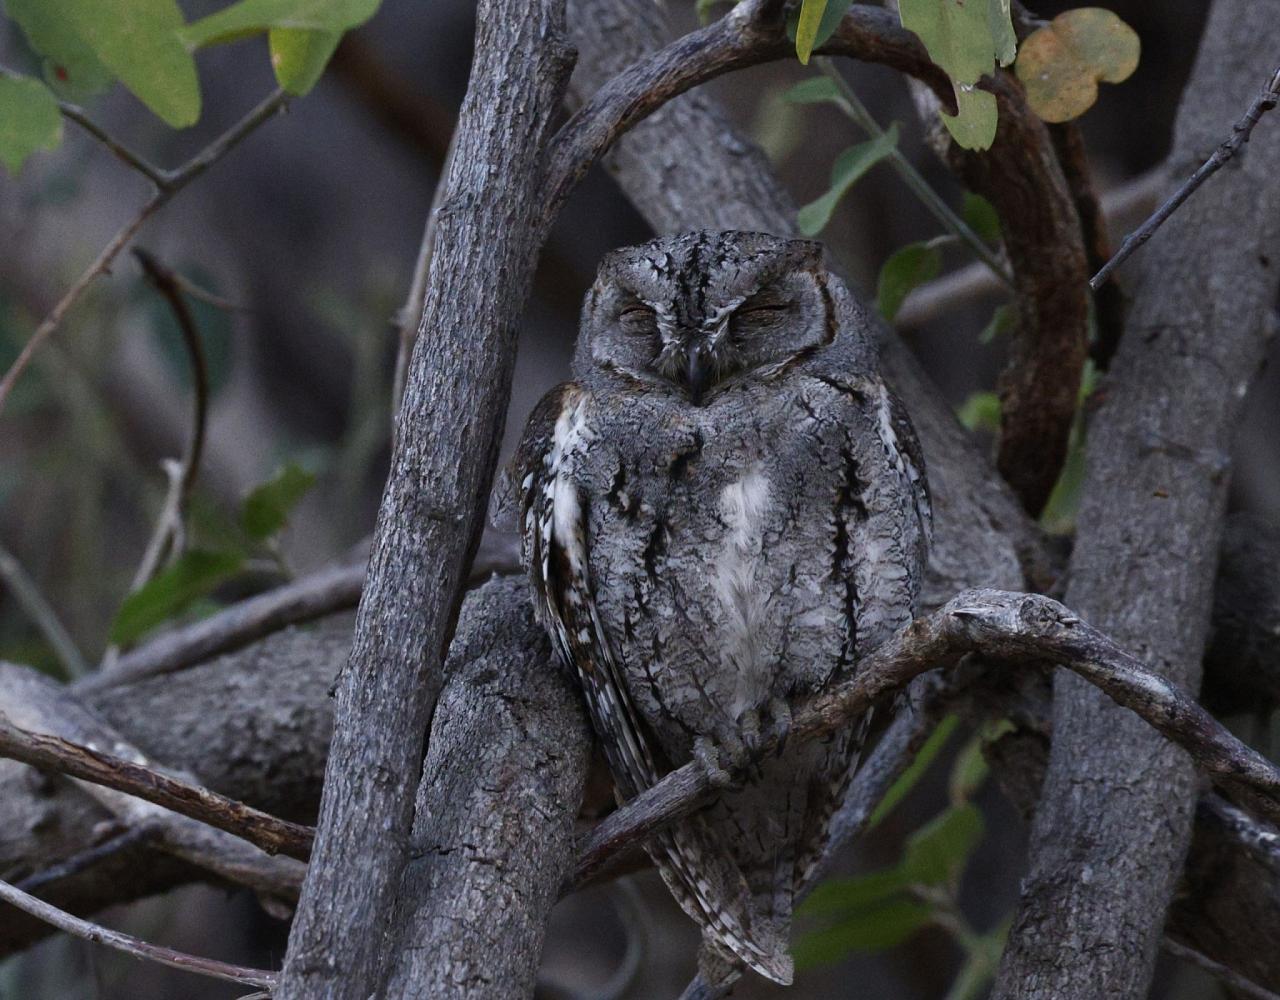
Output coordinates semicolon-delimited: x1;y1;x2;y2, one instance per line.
992;2;1280;995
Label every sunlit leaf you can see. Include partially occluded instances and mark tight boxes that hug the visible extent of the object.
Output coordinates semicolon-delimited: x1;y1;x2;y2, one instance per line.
269;27;342;94
5;0;114;101
1015;8;1140;123
948;736;989;805
877;241;942;322
241;462;317;540
868;714;959;828
901;803;985;885
957;391;1000;433
796;124;898;236
795;897;933;968
110;549;244;645
941;84;997;151
61;0;200;127
183;0;381;49
794;0;829;64
0;75;63;175
962;192;1001;245
791;0;854;63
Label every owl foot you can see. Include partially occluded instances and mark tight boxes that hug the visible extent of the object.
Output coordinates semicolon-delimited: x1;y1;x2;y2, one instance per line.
739;697;793;759
694;733;749;790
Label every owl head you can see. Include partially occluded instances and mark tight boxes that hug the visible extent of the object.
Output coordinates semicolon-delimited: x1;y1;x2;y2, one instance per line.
574;231;871;404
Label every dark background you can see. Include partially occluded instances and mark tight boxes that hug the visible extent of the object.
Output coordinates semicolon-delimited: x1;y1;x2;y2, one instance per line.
0;1;1274;997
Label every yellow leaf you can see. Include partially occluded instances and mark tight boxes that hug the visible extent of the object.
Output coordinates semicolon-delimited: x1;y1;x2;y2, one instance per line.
1015;8;1139;124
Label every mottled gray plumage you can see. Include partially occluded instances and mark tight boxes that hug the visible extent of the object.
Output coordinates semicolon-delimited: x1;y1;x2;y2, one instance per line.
497;231;930;988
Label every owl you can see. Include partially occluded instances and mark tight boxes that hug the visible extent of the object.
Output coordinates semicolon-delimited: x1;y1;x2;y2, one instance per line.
496;231;930;992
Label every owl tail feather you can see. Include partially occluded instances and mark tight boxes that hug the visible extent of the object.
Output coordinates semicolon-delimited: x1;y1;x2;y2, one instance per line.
653;821;795;986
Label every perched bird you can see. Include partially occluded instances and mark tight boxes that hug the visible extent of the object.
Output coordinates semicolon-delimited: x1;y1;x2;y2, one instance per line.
495;231;930;993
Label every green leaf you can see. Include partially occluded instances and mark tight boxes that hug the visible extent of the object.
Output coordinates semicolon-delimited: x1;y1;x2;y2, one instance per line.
901;803;985;885
782;76;842;107
987;0;1017;66
957;391;1000;433
876;241;942;322
4;0;114;101
110;549;244;645
978;302;1016;344
183;0;381;49
941;85;998;151
795;897;933;968
269;27;342;94
1015;8;1139;124
948;735;989;805
799;868;914;917
794;0;828;64
61;0;200;127
899;0;996;85
241;462;317;540
962;192;1001;245
868;714;959;828
786;0;854;55
796;124;898;236
0;75;64;175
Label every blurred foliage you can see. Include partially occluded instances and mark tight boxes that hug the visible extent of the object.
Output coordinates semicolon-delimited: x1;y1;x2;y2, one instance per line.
876;239;942;321
1015;8;1140;123
797;125;899;235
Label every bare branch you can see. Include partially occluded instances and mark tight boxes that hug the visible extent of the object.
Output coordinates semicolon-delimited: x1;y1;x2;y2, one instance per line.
0;89;289;419
1091;65;1280;290
569;590;1280;888
0;712;313;860
1163;939;1280;1000
0;877;277;989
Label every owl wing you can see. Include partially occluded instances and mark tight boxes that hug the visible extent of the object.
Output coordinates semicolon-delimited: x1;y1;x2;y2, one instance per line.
510;382;660;797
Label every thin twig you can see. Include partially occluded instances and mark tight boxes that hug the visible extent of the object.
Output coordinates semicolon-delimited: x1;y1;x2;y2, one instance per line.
567;589;1280;888
16;822;163;895
127;248;211;590
0;89;289;419
1091;66;1280;290
0;878;278;989
1163;938;1280;1000
0;711;314;860
814;58;1013;286
0;542;90;679
58;103;168;187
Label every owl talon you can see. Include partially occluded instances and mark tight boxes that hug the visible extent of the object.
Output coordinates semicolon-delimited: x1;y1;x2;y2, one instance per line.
695;734;749;790
766;697;793;757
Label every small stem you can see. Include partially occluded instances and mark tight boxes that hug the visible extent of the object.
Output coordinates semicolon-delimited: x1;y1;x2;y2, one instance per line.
0;877;278;989
1091;65;1280;290
816;59;1014;287
0;543;90;679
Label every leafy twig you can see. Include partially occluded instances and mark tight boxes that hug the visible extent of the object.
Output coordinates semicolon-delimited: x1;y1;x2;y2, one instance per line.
0;89;289;419
0;710;314;860
0;542;90;679
814;58;1013;286
0;877;278;989
1091;66;1280;290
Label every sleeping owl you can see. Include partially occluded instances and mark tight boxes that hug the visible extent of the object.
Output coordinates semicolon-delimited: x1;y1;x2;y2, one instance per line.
496;231;930;993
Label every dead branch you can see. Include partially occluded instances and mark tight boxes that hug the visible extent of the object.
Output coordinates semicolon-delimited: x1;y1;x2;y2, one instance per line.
0;877;277;989
0;712;312;860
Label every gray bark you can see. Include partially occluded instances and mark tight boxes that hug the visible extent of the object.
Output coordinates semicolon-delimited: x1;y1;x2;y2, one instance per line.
992;2;1280;995
275;0;575;995
383;578;591;998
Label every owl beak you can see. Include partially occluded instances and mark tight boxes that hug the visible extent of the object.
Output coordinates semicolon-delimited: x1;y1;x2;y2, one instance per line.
684;344;712;405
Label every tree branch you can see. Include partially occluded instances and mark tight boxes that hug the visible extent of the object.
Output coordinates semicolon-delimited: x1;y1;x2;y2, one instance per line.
0;89;289;419
568;590;1280;889
0;712;313;861
0;877;277;989
993;3;1280;993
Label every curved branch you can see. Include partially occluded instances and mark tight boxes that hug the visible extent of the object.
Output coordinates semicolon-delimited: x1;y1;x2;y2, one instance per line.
569;590;1280;889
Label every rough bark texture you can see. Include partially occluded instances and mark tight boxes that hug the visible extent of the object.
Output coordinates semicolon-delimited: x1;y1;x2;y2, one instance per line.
383;579;591;998
275;1;575;995
993;2;1280;995
564;0;1044;609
